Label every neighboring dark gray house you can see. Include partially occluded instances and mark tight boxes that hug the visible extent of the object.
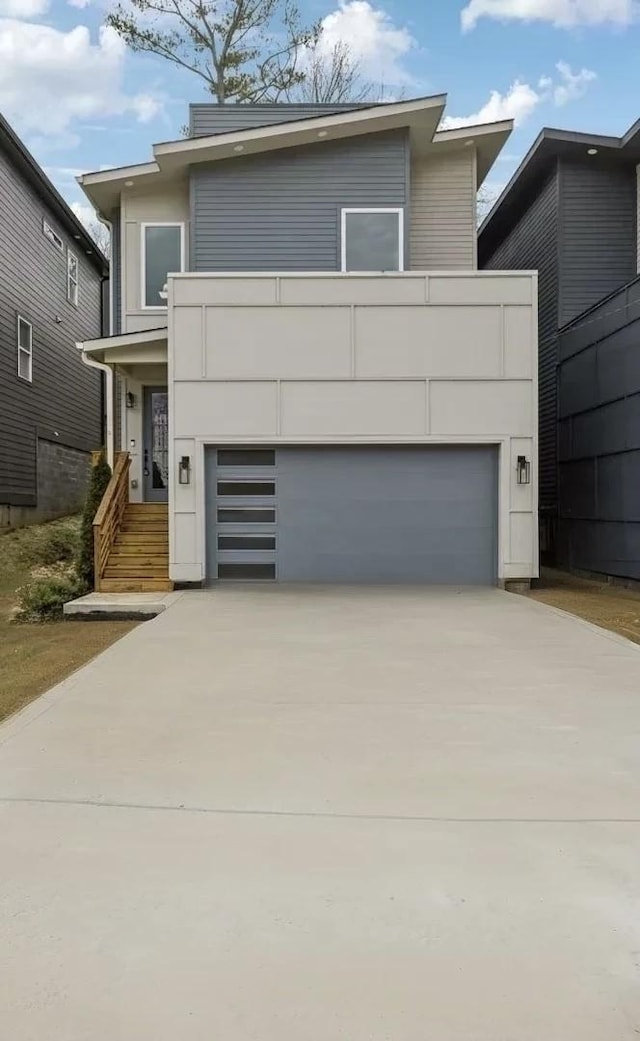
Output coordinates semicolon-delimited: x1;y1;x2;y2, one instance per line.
478;121;640;575
0;113;109;528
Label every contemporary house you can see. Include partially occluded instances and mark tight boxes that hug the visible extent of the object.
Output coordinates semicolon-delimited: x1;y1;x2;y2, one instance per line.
77;96;538;591
479;121;640;577
0;113;108;528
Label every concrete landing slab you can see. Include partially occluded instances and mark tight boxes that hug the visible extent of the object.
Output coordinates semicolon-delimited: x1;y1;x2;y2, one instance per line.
63;590;184;620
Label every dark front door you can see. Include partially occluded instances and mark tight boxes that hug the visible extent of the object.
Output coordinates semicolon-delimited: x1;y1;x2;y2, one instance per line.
143;386;169;503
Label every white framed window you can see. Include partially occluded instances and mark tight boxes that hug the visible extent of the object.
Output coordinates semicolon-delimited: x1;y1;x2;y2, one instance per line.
141;223;185;308
67;249;79;306
17;315;32;383
341;207;404;273
42;218;63;252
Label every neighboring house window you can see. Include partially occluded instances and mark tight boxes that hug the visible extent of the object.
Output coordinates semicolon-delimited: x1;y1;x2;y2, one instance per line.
17;316;33;383
341;208;404;272
67;250;79;306
141;223;185;307
42;218;63;252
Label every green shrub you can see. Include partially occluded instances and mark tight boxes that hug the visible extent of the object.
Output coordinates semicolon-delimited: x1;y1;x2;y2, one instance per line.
77;452;112;590
14;571;83;622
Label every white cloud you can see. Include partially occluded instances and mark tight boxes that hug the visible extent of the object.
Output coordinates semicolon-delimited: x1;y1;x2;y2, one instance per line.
70;200;98;228
68;0;92;7
461;0;637;31
442;80;542;128
0;0;48;16
552;60;596;104
0;21;163;143
441;61;595;129
317;1;417;86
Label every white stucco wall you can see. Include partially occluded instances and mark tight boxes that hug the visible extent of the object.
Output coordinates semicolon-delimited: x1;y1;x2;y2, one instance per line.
167;271;538;584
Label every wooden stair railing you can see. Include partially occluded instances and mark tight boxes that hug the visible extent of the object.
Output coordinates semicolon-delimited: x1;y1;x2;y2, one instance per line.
93;451;131;592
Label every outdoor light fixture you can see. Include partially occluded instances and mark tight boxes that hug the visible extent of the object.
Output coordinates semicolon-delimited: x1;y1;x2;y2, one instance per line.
126;391;136;409
179;456;191;485
587;148;598;156
517;455;531;485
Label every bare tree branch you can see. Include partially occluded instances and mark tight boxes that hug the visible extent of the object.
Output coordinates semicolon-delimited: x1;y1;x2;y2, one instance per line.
106;0;320;104
286;40;389;105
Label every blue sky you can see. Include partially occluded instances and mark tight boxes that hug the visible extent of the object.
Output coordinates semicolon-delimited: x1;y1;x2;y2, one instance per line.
0;0;638;227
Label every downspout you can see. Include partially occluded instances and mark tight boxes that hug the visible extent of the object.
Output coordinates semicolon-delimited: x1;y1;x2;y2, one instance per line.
79;346;114;468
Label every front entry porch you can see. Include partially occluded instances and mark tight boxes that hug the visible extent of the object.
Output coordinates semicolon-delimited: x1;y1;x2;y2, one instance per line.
78;328;172;592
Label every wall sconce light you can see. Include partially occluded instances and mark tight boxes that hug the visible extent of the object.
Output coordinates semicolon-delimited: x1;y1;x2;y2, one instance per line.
126;391;136;409
517;455;531;485
179;456;191;485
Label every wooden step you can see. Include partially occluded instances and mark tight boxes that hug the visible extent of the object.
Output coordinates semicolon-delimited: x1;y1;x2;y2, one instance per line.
114;531;168;545
105;565;169;577
120;521;169;533
100;578;174;593
108;554;169;568
125;503;168;512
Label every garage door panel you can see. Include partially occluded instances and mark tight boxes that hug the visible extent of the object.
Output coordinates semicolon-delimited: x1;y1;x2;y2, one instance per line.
206;445;498;585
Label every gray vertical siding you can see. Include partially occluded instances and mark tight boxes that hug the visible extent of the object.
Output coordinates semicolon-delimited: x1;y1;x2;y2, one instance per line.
559;158;637;326
191;129;409;272
557;277;640;579
189;102;368;137
0;146;103;507
480;167;559;516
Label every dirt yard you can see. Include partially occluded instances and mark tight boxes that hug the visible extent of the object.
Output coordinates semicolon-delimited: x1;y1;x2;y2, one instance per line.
0;519;138;724
528;568;640;646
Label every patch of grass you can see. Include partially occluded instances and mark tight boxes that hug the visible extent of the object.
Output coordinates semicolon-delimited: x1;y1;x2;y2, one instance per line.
0;516;138;723
528;568;640;646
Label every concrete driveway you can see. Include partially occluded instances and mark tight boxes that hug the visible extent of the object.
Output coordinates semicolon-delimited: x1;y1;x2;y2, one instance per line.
2;586;640;1039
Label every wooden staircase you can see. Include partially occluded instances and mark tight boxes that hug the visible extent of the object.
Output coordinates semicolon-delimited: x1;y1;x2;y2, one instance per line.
93;453;173;593
101;504;172;592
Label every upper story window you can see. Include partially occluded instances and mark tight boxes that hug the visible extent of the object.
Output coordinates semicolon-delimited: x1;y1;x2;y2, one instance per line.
17;315;33;383
67;249;79;306
142;223;185;308
341;208;404;273
42;218;63;253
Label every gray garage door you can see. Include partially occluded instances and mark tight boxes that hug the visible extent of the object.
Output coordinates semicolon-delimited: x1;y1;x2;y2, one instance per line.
206;446;498;584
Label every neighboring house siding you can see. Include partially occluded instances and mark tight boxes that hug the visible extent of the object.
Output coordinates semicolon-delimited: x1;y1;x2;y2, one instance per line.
191;130;409;272
410;150;476;270
559;158;637;326
189;102;365;137
637;165;640;273
481;167;559;517
557;277;640;579
0;145;103;515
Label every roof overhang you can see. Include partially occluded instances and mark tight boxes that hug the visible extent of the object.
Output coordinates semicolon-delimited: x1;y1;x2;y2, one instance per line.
432;120;513;187
80;96;449;213
479;118;640;259
79;326;167;365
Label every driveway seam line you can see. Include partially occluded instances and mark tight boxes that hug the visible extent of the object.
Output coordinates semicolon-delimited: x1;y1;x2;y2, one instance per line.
2;796;640;825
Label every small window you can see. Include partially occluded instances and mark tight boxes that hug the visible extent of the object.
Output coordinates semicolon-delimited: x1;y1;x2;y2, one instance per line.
218;535;276;551
217;481;275;497
217;508;276;524
42;218;63;252
218;563;276;580
341;208;404;272
217;449;276;467
67;250;79;306
17;316;32;383
142;224;184;307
